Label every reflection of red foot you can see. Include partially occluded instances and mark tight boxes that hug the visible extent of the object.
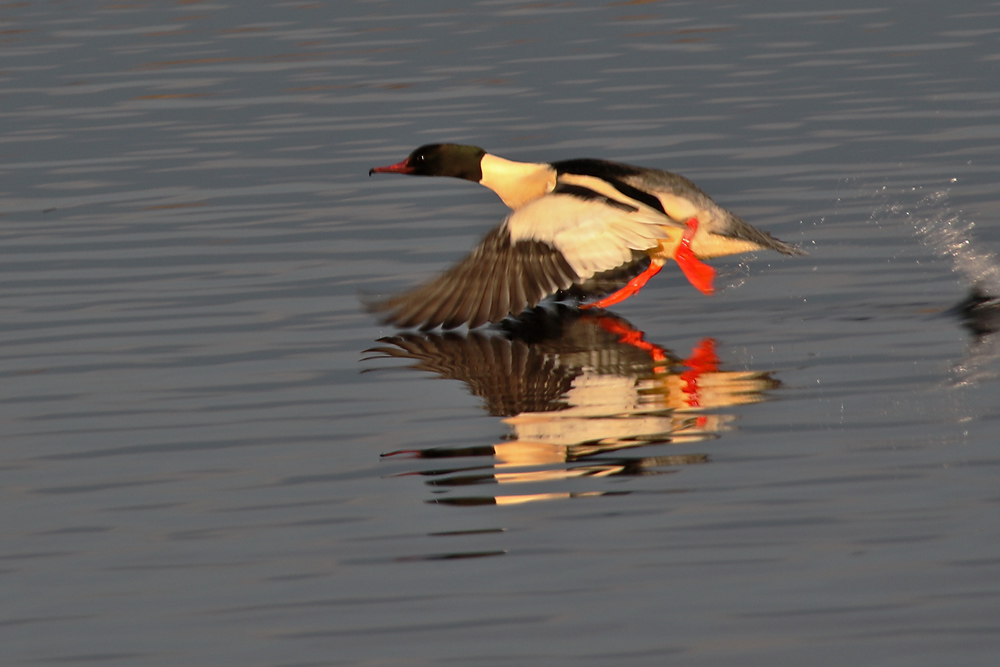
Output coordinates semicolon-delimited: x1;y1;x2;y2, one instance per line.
592;315;669;363
684;337;718;373
675;218;715;295
680;337;718;406
580;259;664;310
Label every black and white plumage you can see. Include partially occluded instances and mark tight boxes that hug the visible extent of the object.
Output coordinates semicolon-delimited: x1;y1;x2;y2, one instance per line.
371;188;669;330
369;144;805;330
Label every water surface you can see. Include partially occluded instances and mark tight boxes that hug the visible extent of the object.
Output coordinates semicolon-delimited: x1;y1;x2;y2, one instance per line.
3;2;1000;665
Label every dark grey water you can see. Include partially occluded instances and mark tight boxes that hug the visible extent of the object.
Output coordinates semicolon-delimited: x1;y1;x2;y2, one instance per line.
3;2;1000;665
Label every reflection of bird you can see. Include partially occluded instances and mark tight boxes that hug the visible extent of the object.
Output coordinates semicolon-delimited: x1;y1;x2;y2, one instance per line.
368;306;678;417
367;306;780;489
369;144;805;330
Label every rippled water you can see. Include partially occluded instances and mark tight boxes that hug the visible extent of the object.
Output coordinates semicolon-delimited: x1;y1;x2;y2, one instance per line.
4;2;1000;665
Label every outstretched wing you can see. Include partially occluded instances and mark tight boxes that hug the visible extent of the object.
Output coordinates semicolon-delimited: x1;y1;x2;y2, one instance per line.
371;190;682;330
370;222;578;330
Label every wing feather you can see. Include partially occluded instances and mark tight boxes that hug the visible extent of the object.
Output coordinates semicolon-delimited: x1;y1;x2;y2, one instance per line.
371;221;577;330
372;190;683;330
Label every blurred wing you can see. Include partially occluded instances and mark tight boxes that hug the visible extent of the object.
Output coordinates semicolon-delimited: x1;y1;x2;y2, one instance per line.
370;222;578;331
372;190;682;331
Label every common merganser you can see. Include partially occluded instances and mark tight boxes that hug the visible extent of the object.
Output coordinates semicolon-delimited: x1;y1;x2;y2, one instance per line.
369;144;805;330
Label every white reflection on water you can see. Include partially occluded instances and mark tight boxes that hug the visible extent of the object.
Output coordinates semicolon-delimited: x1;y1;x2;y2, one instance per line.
366;306;781;508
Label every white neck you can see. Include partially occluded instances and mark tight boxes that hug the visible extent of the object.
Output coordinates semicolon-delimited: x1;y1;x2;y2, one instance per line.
479;153;555;210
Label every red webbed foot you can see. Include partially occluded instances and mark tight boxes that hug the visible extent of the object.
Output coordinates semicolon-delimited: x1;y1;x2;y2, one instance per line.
580;259;665;310
674;218;715;295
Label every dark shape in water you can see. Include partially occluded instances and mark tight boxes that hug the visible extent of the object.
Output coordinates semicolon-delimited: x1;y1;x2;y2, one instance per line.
365;306;783;506
950;285;1000;340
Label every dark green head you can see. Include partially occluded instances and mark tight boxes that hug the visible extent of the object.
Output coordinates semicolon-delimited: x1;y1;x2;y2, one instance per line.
369;144;486;182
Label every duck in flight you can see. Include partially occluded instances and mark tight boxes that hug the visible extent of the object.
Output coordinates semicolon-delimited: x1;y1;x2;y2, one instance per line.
369;144;805;330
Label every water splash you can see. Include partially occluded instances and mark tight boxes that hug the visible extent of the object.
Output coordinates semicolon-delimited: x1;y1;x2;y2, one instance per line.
877;186;1000;386
885;187;1000;295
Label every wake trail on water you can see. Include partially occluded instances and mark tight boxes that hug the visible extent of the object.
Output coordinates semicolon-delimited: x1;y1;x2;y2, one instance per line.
887;188;1000;297
875;186;1000;386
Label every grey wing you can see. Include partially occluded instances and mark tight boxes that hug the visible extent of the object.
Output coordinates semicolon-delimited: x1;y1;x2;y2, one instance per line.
370;222;580;331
